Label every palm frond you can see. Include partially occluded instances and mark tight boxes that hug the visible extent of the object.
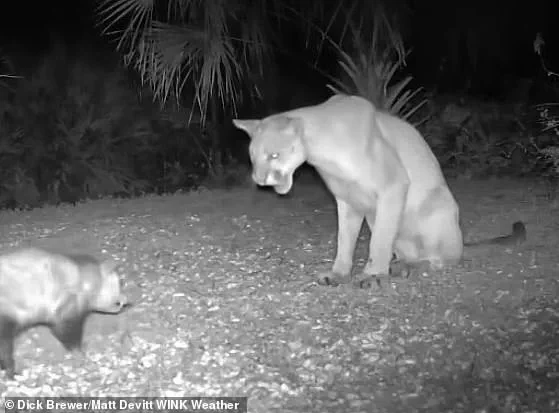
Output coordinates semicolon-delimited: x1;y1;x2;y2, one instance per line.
326;24;426;124
97;0;276;126
97;0;155;53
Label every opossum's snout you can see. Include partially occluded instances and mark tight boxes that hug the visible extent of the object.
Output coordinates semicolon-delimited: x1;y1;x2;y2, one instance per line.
104;294;129;313
116;294;131;311
95;261;130;313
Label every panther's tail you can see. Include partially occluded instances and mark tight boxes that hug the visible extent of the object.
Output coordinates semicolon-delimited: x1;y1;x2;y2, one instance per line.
464;221;526;247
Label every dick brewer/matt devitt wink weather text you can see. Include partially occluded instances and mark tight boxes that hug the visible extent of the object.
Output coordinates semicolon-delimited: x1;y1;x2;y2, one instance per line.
2;396;248;412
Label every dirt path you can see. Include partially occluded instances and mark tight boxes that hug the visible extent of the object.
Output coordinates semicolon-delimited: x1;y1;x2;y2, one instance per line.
0;178;557;413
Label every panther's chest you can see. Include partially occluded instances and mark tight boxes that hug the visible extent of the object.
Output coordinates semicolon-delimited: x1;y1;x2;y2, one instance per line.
314;167;377;212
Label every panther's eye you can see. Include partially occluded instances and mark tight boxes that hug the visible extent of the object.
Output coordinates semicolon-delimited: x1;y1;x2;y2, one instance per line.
268;152;279;160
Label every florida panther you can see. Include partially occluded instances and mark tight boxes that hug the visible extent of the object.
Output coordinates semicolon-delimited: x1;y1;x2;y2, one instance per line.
233;94;526;288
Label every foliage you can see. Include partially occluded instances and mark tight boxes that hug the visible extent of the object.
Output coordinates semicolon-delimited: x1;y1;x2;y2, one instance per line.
530;33;559;196
531;103;559;196
328;30;427;120
536;103;559;135
420;95;559;183
426;32;559;182
95;0;412;178
419;100;521;179
96;0;294;182
300;2;427;119
96;0;276;126
0;46;157;208
328;44;427;122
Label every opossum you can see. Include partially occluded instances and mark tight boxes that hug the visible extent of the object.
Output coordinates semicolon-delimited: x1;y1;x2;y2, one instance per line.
0;247;128;379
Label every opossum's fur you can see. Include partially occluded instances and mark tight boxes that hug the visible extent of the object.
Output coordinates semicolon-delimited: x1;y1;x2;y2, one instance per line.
0;247;127;379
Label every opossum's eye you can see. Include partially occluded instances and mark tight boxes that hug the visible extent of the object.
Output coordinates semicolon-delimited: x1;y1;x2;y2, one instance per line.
268;152;279;160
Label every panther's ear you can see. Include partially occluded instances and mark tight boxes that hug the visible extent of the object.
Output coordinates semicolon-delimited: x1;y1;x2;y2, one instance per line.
233;119;260;137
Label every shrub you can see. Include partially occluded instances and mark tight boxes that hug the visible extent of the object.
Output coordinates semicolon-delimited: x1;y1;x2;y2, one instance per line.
0;46;157;208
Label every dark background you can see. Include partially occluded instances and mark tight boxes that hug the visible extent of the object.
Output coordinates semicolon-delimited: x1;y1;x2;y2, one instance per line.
0;0;557;100
0;0;557;208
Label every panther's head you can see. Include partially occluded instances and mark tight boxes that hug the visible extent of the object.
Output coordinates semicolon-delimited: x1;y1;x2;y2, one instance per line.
233;115;306;195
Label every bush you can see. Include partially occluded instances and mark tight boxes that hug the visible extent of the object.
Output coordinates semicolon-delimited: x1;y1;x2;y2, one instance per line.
0;45;162;208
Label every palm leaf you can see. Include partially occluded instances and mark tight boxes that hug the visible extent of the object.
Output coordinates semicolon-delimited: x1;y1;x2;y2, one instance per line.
96;0;273;126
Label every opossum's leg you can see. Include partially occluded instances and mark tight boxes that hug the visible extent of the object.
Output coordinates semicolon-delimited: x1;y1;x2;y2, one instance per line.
0;316;17;379
51;312;88;351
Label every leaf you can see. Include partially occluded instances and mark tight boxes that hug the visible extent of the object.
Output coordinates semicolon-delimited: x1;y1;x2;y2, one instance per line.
96;0;275;126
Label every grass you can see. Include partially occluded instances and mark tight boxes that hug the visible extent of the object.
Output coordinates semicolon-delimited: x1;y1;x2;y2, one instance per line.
0;173;557;413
